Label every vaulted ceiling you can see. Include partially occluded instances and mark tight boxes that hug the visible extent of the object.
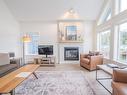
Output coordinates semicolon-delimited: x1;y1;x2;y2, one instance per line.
4;0;105;21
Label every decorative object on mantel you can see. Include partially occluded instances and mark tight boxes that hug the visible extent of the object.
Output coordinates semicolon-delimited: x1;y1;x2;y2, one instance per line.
57;8;84;43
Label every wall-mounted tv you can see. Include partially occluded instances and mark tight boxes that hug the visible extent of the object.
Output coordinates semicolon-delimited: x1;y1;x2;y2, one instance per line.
38;45;53;57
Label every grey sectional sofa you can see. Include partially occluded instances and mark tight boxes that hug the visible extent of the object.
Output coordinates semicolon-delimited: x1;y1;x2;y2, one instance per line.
0;53;20;77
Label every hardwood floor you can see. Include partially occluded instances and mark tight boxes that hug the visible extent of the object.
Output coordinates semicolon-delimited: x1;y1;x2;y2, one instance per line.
37;64;111;95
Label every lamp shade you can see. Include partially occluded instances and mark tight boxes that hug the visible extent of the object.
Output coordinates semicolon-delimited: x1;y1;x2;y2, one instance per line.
22;35;31;42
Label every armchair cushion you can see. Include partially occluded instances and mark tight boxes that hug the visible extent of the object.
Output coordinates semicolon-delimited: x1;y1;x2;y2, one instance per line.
112;82;127;95
113;68;127;83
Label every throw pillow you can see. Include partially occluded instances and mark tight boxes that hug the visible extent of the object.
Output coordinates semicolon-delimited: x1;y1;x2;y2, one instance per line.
89;51;95;56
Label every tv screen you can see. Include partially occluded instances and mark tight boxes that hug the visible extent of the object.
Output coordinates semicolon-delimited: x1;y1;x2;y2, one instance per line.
38;45;53;56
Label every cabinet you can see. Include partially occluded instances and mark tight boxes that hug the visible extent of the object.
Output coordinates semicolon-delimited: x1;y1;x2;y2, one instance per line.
34;56;56;66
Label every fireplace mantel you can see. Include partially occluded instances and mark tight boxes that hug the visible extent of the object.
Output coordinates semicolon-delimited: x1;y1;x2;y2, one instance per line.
59;40;83;43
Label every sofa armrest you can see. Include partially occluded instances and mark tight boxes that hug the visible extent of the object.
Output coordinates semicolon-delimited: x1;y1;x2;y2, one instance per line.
113;68;127;83
10;58;21;68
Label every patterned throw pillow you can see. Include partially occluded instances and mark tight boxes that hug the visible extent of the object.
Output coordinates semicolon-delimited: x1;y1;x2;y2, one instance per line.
89;51;95;56
89;51;100;56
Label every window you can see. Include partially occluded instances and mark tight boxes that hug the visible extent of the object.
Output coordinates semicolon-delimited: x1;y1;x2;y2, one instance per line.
24;32;39;55
97;8;111;25
104;9;111;22
97;0;112;25
98;30;111;58
119;0;127;12
118;22;127;63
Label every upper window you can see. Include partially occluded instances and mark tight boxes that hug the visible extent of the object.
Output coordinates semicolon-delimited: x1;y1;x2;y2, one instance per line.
120;0;127;12
97;8;111;25
103;10;111;22
97;0;112;25
98;30;111;58
118;22;127;63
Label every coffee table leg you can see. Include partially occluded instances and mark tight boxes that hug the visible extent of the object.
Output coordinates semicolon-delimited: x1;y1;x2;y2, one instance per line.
96;66;98;80
10;89;15;95
33;72;38;79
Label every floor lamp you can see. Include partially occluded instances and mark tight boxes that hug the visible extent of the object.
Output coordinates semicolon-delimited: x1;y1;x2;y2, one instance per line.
22;35;31;65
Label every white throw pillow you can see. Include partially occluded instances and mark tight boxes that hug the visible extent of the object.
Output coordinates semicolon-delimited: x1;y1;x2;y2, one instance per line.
0;53;10;66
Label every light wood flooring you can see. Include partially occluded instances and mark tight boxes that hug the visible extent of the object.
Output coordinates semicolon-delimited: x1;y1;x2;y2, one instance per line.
37;64;111;95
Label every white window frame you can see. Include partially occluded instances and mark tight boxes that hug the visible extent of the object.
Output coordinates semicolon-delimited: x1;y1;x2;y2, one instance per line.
117;22;127;63
98;30;111;58
119;0;127;13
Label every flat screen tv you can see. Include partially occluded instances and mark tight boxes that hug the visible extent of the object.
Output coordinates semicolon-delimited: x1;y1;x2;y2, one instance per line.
38;45;53;57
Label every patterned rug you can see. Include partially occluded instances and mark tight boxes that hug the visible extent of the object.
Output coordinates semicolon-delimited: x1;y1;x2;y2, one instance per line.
15;71;95;95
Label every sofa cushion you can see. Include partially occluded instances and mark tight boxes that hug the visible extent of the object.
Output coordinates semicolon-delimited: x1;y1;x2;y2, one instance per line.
0;64;17;75
112;82;127;95
0;53;10;66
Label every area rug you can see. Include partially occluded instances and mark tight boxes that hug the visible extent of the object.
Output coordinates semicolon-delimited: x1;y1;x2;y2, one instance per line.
15;71;95;95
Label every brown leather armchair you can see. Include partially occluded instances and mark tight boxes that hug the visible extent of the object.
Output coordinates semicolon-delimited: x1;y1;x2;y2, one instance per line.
80;54;103;71
112;68;127;95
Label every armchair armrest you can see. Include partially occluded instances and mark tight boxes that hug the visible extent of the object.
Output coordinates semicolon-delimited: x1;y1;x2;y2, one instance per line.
113;68;127;83
90;55;103;65
80;54;89;58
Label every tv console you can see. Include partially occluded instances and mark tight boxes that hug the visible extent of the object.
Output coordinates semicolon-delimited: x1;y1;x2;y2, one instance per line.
34;56;56;66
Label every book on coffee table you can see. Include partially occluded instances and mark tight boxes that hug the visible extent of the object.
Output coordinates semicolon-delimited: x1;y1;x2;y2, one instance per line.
15;72;31;78
118;65;127;69
106;64;118;68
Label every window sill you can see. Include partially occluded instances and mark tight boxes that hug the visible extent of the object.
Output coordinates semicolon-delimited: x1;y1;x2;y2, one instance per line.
115;60;127;65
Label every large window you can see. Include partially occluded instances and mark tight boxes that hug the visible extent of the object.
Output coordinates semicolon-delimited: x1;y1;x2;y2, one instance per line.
98;30;111;58
118;22;127;63
120;0;127;12
24;32;39;55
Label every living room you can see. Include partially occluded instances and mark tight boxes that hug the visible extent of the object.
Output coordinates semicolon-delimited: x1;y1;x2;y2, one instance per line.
0;0;127;95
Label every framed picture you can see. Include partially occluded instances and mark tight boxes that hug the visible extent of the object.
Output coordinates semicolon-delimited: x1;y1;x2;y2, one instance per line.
66;25;77;40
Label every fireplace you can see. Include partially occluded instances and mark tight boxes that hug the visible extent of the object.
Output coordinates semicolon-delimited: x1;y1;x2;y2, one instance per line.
64;47;79;61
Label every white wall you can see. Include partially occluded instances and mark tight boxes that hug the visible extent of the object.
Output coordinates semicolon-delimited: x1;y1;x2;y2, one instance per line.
20;21;58;63
83;21;94;53
0;0;21;57
20;21;94;63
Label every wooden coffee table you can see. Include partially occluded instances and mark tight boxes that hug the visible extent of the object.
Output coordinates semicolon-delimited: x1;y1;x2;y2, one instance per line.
0;64;40;95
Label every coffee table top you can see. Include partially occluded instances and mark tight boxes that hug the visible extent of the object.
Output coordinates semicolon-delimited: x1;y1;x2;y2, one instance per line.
0;64;39;93
97;65;113;75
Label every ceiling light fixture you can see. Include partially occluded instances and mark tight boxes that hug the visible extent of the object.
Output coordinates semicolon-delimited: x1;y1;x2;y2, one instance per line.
63;8;79;19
